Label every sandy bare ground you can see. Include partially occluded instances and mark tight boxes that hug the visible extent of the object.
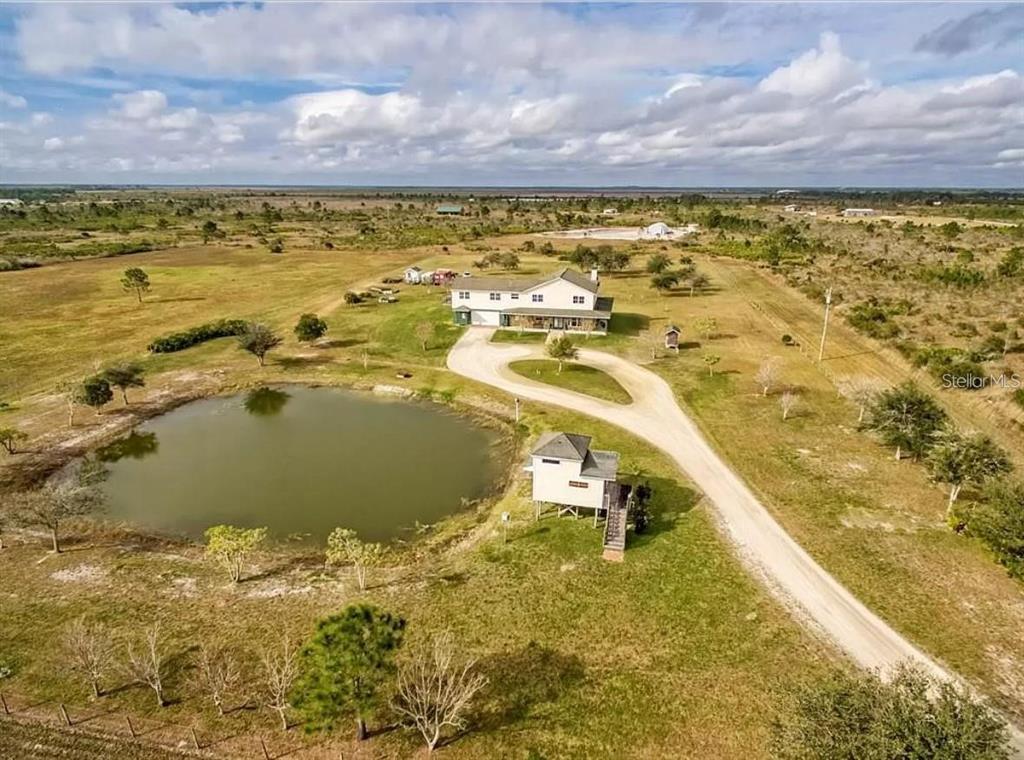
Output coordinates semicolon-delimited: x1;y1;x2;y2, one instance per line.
537;226;694;241
448;326;1024;753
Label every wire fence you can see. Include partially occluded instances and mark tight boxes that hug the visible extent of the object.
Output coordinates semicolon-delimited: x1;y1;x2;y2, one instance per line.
0;689;309;759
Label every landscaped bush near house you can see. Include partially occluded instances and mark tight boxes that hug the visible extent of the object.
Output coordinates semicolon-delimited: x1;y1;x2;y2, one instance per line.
147;318;249;353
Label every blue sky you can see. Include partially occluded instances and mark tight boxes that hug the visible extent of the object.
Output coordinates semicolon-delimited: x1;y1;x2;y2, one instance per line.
0;2;1021;186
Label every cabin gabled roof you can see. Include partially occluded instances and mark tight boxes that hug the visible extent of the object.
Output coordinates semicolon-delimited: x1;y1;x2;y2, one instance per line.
531;432;592;461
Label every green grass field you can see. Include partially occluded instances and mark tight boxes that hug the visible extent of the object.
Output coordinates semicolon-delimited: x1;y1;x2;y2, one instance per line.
509;359;633;404
1;204;1023;752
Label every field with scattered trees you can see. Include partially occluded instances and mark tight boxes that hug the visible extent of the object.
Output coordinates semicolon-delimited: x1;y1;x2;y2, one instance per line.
1;188;1021;757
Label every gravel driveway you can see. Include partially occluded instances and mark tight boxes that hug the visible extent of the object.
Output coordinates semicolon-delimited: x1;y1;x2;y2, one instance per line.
448;326;1024;752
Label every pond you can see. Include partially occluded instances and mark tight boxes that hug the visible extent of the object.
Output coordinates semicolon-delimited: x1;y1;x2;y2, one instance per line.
97;386;503;543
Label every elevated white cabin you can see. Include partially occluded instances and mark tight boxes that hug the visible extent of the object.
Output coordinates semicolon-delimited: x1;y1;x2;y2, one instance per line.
404;266;423;284
525;433;620;512
451;267;613;334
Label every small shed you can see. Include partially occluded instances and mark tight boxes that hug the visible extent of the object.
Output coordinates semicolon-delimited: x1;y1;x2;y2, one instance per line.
404;266;423;284
436;204;464;215
664;325;681;350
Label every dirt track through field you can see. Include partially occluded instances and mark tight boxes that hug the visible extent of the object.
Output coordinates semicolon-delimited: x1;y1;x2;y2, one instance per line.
448;326;1024;755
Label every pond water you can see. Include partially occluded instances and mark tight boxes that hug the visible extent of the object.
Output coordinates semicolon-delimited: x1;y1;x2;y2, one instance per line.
97;386;503;543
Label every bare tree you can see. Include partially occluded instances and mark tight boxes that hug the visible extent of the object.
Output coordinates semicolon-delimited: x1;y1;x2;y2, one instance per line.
780;391;800;421
755;357;782;397
194;643;243;716
258;634;299;731
64;617;114;698
11;483;102;553
415;321;435;353
393;631;488;753
125;624;168;707
837;376;886;423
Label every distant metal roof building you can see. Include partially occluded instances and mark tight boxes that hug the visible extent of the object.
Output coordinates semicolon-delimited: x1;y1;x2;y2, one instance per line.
436;204;464;214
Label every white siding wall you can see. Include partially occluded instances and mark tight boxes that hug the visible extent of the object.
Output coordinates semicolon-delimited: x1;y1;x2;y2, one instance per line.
530;455;605;509
452;289;519;312
522;278;596;310
450;276;596;317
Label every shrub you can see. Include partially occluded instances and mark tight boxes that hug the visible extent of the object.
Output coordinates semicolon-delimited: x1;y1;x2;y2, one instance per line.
782;334;795;346
147;318;248;353
343;292;363;304
961;481;1024;580
846;300;901;339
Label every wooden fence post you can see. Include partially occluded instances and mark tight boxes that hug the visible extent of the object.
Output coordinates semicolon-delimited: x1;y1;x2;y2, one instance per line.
0;692;9;715
190;726;201;750
59;703;71;726
125;714;136;738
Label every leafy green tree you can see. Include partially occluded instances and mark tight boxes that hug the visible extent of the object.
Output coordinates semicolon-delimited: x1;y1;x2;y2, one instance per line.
325;527;386;591
927;430;1012;515
204;524;268;582
294;313;328;343
546;336;578;374
962;480;1024;579
237;323;283;367
201;220;219;243
0;426;28;455
76;376;113;412
650;270;680;294
686;271;710;296
864;382;947;460
121;267;150;303
292;604;406;740
645;253;671;274
772;664;1009;760
101;362;145;405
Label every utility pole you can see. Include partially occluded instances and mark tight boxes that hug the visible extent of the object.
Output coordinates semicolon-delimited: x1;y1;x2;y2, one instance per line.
818;286;833;364
514;397;520;423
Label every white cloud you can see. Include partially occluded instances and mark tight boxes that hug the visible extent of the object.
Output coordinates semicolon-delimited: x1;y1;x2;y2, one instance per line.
3;4;1022;185
760;33;867;100
43;137;64;151
114;89;168;119
0;88;28;109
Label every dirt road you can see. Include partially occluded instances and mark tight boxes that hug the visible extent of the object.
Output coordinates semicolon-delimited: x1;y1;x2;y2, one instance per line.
448;327;1024;752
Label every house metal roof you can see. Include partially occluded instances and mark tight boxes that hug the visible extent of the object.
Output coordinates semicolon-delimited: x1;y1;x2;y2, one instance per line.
451;267;599;295
531;432;592;461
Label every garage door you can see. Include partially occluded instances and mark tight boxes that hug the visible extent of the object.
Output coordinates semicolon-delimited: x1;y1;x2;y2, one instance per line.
470;310;501;326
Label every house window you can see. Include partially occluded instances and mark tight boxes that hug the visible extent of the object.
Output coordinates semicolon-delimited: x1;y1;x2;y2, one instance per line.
458;291;470;300
572;295;585;304
531;294;544;303
541;458;560;465
510;293;519;300
489;292;501;301
569;480;589;489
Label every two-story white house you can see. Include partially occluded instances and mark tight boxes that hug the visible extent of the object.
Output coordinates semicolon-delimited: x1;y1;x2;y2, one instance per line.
525;432;620;513
450;267;613;334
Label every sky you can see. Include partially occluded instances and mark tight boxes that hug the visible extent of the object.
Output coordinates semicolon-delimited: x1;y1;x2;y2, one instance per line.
0;2;1022;187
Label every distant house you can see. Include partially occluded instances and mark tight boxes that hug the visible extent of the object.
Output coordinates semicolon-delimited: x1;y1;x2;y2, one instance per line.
0;198;24;208
602;207;619;216
450;267;613;334
436;204;464;215
664;325;681;350
526;432;620;513
842;208;877;218
404;266;423;284
783;204;799;213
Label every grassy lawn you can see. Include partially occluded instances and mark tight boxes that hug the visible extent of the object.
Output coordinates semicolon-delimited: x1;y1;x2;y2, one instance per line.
510;359;633;404
490;329;546;344
2;208;1023;752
